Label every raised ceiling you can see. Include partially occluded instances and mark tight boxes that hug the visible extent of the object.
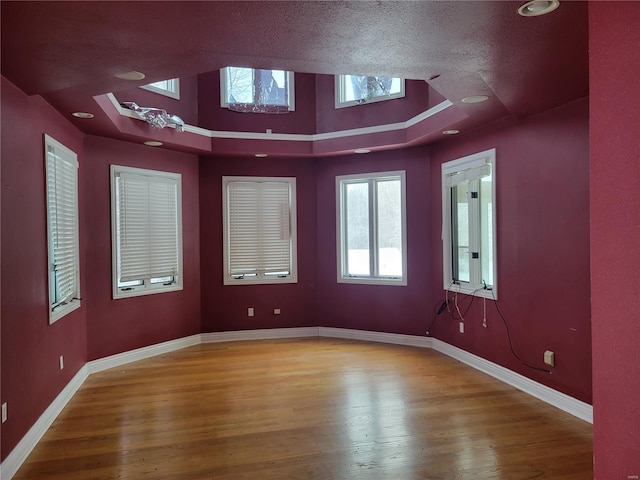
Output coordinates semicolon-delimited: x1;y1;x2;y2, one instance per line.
1;1;589;155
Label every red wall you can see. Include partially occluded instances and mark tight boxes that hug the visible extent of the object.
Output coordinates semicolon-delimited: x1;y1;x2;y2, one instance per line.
314;147;435;335
1;77;88;459
1;64;599;465
83;135;201;360
199;155;318;332
428;100;591;403
197;71;317;134
314;76;436;133
589;2;640;476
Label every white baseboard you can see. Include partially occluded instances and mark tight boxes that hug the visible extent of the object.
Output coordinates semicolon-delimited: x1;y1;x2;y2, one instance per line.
86;334;201;374
1;327;592;480
430;338;593;423
201;327;319;343
319;327;434;349
1;366;88;480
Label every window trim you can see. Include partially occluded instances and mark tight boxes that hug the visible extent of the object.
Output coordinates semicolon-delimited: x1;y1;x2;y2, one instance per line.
45;134;81;324
335;75;405;109
140;78;180;100
442;148;497;299
336;170;407;286
222;176;298;285
220;67;295;111
110;165;183;299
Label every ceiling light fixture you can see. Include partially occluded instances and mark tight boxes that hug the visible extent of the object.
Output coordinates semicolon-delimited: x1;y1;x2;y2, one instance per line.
461;95;489;104
442;130;460;135
254;153;268;158
354;149;371;154
115;71;146;81
144;141;163;147
71;112;94;119
518;0;560;17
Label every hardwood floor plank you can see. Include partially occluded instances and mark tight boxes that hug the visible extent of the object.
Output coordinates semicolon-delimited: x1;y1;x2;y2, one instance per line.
14;339;593;479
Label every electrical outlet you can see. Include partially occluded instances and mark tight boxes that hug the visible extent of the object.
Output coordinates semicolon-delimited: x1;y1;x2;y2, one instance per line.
2;402;7;423
544;350;555;367
459;322;464;334
273;308;281;315
248;307;254;317
59;355;64;370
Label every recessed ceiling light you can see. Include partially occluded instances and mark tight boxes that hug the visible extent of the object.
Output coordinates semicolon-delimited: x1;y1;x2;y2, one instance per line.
354;149;371;154
461;95;489;104
115;71;146;81
255;153;268;158
442;130;460;135
144;141;163;147
518;0;560;17
72;111;94;119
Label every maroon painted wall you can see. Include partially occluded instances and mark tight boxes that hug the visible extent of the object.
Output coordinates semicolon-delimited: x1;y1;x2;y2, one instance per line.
314;147;434;335
197;71;317;134
199;156;318;332
83;135;201;360
428;100;591;403
1;77;87;459
314;76;436;133
590;2;640;476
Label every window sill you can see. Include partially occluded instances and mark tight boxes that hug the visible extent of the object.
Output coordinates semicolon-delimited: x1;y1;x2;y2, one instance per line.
50;299;81;324
339;277;407;287
444;283;497;300
113;283;183;300
224;276;298;286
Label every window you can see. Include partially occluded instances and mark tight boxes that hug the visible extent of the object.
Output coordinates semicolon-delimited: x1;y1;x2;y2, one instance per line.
140;78;180;99
336;171;407;285
45;135;81;323
223;177;297;285
335;75;405;108
442;149;497;299
220;67;295;112
110;165;183;299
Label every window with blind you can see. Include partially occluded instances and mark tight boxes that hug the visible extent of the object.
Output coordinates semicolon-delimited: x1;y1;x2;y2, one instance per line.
336;171;407;285
442;148;497;299
45;135;81;323
111;165;183;299
222;176;297;285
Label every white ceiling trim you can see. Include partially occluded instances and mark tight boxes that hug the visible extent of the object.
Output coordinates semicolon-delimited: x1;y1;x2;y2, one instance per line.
105;93;453;144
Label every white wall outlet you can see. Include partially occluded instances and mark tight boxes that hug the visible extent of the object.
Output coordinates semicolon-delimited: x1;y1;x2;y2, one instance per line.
459;321;464;334
273;308;281;315
59;355;64;370
544;350;555;367
2;402;7;423
248;307;254;317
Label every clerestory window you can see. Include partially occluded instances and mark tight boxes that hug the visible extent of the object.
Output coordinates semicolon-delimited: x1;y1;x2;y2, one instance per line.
220;67;295;112
335;74;405;108
141;78;180;99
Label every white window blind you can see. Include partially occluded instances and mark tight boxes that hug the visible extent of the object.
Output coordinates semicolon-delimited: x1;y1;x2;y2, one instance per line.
45;135;80;322
111;166;183;298
223;177;297;284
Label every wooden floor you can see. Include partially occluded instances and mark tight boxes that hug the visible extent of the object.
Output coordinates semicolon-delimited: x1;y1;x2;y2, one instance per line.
14;339;593;479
